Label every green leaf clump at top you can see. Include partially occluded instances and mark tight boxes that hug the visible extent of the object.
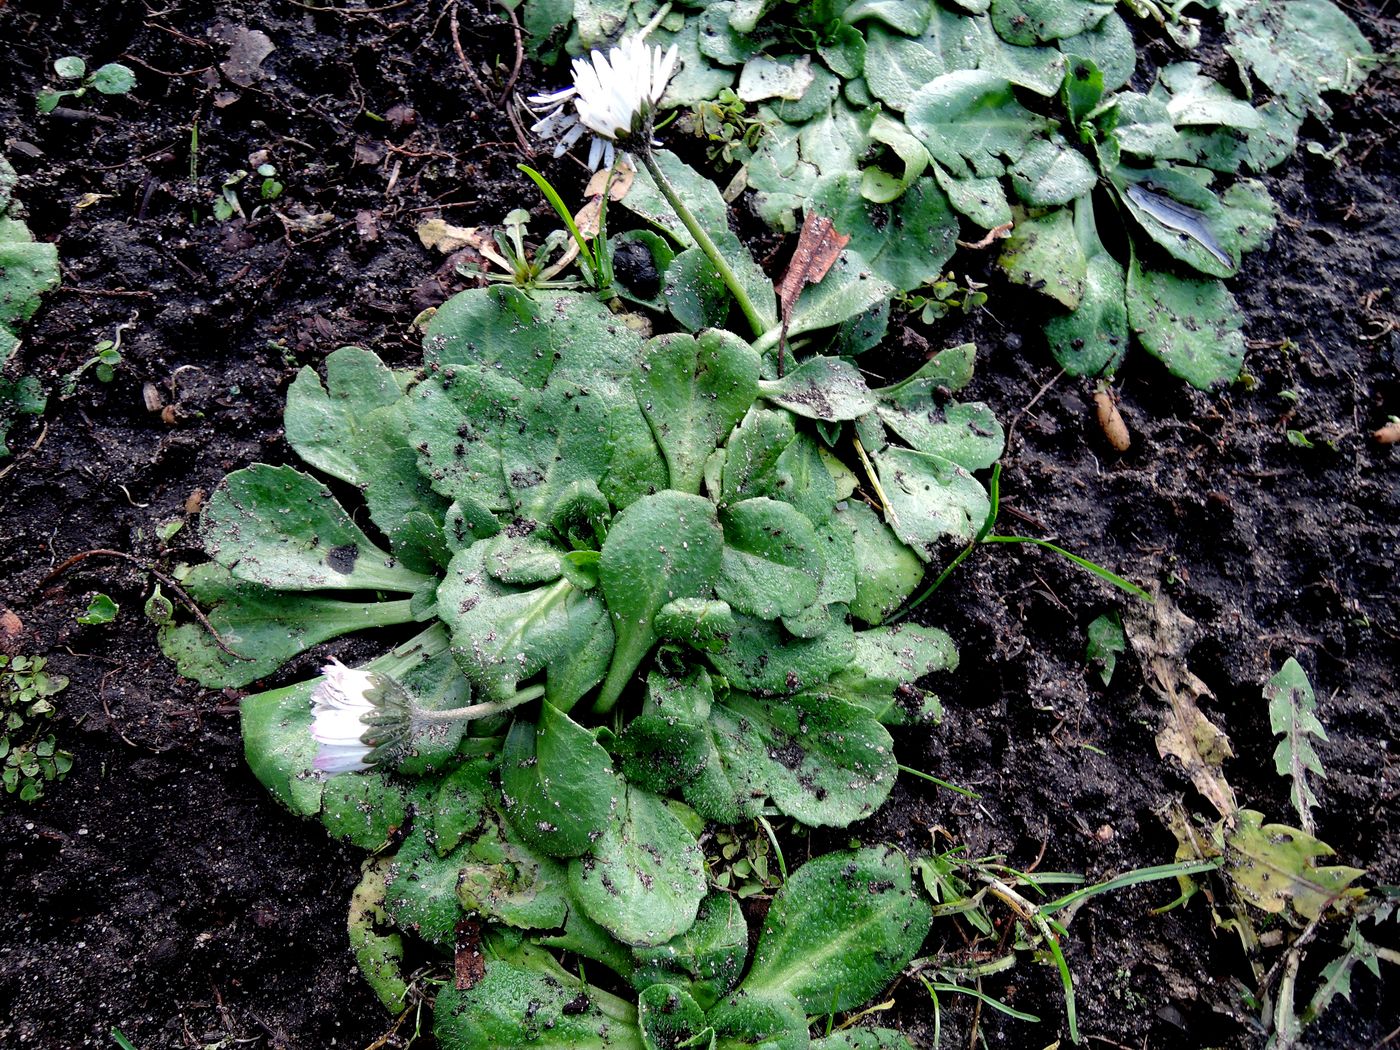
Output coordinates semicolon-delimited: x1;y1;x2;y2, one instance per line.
520;0;1368;391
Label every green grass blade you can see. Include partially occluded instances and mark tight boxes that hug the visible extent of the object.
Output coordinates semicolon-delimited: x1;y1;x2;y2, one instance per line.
981;534;1153;602
518;164;598;281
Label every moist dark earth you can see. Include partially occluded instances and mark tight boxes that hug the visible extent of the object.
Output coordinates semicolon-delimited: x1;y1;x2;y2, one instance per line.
1;1;1396;1048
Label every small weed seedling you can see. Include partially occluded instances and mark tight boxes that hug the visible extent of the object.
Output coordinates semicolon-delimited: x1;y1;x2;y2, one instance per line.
37;56;135;113
1;655;72;802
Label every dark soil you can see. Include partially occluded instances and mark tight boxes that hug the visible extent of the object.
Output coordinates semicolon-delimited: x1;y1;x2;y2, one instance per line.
1;2;1396;1048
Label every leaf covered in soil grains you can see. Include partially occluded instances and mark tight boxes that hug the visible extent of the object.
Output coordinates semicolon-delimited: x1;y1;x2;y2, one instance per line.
202;463;433;593
434;960;645;1049
741;845;933;1012
813;1030;916;1050
1125;256;1245;390
499;703;618;858
568;782;707;947
0;156;61;366
1263;657;1328;833
631;890;748;1009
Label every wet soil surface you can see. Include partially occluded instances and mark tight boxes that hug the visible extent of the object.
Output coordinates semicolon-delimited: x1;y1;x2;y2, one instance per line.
0;2;1396;1048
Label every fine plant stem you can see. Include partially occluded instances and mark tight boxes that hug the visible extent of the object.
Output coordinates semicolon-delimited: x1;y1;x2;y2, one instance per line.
756;814;788;880
981;877;1079;1044
897;763;982;800
1039;858;1222;918
639;146;767;338
416;683;546;724
852;434;896;521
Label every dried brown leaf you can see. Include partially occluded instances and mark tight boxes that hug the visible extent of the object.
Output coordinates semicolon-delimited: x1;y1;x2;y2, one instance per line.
1127;594;1239;819
776;212;850;324
417;218;484;254
584;162;635;201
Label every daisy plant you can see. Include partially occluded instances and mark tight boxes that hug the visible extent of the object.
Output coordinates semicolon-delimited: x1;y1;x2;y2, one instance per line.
152;138;1026;1046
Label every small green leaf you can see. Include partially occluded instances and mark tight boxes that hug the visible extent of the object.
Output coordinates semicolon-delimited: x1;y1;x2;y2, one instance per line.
1085;612;1126;686
1009;137;1098;208
76;592;119;625
54;56;86;79
707;990;809;1050
707;691;897;826
742;846;933;1012
90;63;136;95
874;446;991;558
500;703;618;858
716;498;822;620
1264;657;1328;832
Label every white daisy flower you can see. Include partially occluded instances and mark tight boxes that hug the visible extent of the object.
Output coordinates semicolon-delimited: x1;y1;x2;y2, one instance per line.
309;658;384;774
528;34;680;170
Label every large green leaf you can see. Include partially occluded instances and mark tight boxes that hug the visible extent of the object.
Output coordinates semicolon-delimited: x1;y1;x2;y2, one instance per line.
989;0;1114;46
705;610;855;695
434;961;645;1049
1044;194;1129;377
1220;0;1374;120
998;205;1086;310
716;498;822;620
438;540;614;707
831;623;958;724
707;990;811;1050
1113;165;1274;279
569;783;707;946
202;464;432;593
742;846;933;1012
758;355;877;422
707;690;897;826
874;398;1004;471
841;501;925;626
500;702;619;858
905;71;1049;178
874;446;991;558
597;491;725;710
638;330;761;494
1126;256;1245;389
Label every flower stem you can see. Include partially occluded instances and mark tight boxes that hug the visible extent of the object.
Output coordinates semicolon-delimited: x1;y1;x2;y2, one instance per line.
639;146;767;339
416;683;546;724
